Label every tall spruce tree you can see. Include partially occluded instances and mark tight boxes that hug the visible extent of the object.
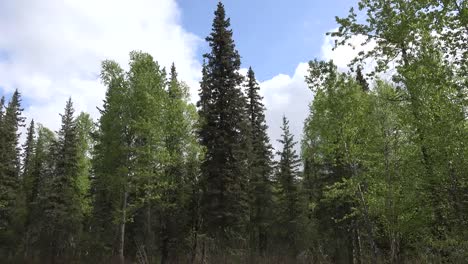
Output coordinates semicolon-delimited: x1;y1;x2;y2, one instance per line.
197;2;249;243
22;120;36;241
22;120;36;181
275;116;302;256
0;96;4;192
0;96;4;130
24;125;56;258
40;98;82;260
0;90;25;257
245;67;273;255
0;96;4;183
22;120;36;196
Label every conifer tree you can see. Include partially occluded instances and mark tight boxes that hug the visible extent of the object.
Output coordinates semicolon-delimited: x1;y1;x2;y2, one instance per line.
40;99;82;260
155;63;202;262
275;116;302;256
0;90;25;257
22;120;36;181
197;2;249;243
160;63;187;261
356;66;369;92
0;96;5;129
24;125;56;258
22;120;36;240
0;96;4;179
245;67;273;255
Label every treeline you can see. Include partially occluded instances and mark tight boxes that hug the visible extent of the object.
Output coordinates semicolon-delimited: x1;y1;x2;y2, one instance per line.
0;1;467;263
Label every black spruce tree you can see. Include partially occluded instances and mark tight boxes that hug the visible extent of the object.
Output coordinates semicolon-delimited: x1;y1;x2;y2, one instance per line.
197;2;250;244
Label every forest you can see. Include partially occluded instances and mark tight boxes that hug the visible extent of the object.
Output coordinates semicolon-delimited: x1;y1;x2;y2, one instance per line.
0;1;467;263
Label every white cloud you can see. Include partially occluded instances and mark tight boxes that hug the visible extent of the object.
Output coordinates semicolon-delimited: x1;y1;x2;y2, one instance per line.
320;28;397;82
322;34;361;69
259;63;312;153
320;29;377;72
0;0;202;132
0;3;388;160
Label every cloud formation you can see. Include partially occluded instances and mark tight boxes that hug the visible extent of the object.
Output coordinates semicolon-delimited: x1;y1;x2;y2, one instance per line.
259;63;312;153
320;29;377;72
0;1;374;157
0;0;202;131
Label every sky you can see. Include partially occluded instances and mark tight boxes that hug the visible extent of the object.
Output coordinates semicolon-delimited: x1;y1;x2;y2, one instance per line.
0;0;364;151
179;0;354;80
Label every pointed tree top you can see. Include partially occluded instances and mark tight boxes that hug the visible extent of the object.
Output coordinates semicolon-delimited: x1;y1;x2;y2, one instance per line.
23;119;35;147
61;97;75;118
279;115;295;142
282;115;289;128
10;89;21;104
0;95;5;118
209;1;231;36
5;89;25;125
247;66;255;78
246;67;262;101
168;63;181;99
170;62;178;81
216;1;226;16
356;66;369;92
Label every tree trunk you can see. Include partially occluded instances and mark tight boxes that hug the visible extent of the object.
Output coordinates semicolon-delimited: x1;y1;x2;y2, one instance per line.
357;184;378;264
259;226;267;257
190;221;199;264
352;224;362;264
160;233;169;264
146;203;153;263
160;216;169;264
119;191;128;264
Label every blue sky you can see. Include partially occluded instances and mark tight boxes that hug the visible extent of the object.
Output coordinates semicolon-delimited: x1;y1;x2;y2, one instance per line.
179;0;354;80
0;0;362;149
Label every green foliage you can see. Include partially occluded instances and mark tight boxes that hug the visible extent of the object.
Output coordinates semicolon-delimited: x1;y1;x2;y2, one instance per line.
245;67;273;255
319;0;468;261
154;63;203;262
91;59;129;257
39;99;83;259
197;2;250;245
0;1;465;263
303;54;467;262
0;90;25;257
22;120;36;203
273;116;303;256
0;96;5;125
90;53;202;263
24;124;56;258
75;113;94;218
